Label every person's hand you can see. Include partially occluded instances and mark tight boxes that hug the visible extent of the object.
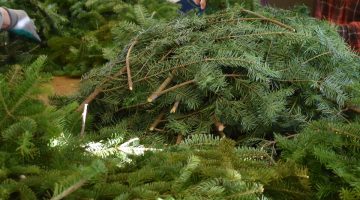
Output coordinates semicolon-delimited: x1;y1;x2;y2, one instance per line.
6;8;41;42
193;0;207;10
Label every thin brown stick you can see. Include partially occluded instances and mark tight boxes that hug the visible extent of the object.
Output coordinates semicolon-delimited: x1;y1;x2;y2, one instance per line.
349;105;360;114
240;8;296;32
51;179;87;200
147;73;175;102
160;49;174;62
176;134;183;144
170;101;180;113
149;112;165;131
77;66;127;112
77;88;102;112
154;80;196;100
126;40;137;91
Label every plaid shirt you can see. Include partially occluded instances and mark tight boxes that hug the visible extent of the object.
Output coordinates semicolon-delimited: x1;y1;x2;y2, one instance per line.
314;0;360;52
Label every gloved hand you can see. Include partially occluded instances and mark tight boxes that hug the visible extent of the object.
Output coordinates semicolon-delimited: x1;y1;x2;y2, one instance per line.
5;8;41;42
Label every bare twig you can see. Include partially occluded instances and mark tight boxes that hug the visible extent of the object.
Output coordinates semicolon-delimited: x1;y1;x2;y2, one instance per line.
240;8;296;32
348;105;360;114
50;179;87;200
126;40;137;91
76;66;127;112
147;73;174;102
149;112;165;131
170;101;180;113
150;80;196;101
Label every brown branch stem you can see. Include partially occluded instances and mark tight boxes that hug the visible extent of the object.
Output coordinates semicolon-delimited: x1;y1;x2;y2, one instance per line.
170;101;180;113
51;179;87;200
149;112;165;131
77;66;127;112
155;80;196;100
147;73;175;102
240;8;296;32
126;40;137;91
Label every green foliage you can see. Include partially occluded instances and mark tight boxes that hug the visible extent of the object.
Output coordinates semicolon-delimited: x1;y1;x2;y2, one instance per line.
0;57;93;199
0;2;359;200
78;6;360;140
277;120;360;199
62;135;310;200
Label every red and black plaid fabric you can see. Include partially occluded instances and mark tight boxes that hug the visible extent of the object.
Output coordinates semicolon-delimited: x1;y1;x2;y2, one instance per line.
314;0;360;52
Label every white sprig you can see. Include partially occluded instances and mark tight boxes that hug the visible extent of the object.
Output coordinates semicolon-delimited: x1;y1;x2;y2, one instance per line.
84;137;161;165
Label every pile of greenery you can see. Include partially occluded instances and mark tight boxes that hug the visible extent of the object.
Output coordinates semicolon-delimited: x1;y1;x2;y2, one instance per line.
77;5;360;139
0;1;359;200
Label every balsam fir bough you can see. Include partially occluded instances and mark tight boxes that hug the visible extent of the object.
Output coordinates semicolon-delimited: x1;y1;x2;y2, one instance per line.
77;6;360;141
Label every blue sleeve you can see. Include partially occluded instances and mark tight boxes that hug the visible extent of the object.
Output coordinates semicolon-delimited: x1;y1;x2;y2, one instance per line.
177;0;204;14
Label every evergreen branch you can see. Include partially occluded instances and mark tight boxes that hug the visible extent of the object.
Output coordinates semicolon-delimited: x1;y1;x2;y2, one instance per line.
134;61;201;84
149;112;165;131
262;134;299;148
0;86;15;120
216;32;295;40
225;186;264;199
148;73;175;102
126;40;138;91
0;78;41;127
302;51;332;65
171;108;209;121
240;8;296;32
208;17;264;25
328;126;360;140
160;49;174;62
106;59;256;93
51;179;87;200
117;102;150;112
7;66;22;86
265;40;273;63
